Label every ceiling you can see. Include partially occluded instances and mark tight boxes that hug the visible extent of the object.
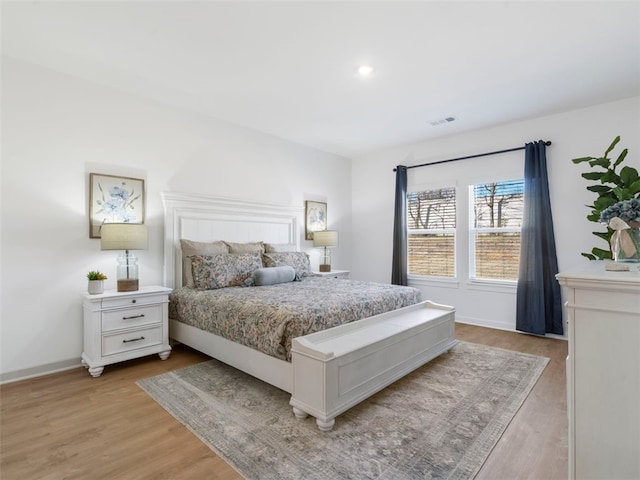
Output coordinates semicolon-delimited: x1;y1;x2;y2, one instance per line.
2;1;639;158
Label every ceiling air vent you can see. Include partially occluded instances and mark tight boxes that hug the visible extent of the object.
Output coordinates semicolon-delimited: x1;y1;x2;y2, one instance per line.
429;116;456;127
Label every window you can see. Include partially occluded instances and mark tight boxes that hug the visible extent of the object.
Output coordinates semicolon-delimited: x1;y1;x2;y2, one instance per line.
469;180;524;281
407;187;456;277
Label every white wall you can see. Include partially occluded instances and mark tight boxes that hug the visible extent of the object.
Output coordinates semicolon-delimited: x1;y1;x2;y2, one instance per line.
351;96;640;333
0;57;352;380
3;54;638;380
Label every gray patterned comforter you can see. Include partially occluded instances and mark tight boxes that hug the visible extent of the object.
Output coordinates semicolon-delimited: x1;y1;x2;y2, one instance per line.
169;277;421;361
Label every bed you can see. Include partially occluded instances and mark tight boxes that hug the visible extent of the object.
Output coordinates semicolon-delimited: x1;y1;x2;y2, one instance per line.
162;192;457;430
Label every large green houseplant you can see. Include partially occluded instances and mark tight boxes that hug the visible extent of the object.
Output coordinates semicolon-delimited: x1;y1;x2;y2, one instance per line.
572;136;640;260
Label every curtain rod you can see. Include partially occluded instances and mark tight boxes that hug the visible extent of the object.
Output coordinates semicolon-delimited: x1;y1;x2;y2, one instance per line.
393;140;552;172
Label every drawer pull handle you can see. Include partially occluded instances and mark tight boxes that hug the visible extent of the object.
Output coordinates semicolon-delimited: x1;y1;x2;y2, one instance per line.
123;336;145;343
132;299;137;303
122;314;145;320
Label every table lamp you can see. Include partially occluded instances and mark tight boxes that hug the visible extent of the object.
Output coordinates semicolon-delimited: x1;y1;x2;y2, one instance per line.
100;223;148;292
313;230;338;272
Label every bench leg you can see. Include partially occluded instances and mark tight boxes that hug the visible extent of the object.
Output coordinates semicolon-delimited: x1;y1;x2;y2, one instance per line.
292;407;335;431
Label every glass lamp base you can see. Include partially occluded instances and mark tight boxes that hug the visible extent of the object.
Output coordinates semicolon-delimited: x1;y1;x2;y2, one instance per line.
116;252;140;292
117;278;139;292
319;248;332;272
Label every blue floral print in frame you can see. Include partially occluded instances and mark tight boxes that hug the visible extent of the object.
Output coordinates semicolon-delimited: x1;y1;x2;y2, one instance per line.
89;173;145;238
305;200;327;240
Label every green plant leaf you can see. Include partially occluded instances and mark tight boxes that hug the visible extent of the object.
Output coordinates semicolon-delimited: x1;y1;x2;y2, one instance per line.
620;165;639;186
581;252;597;260
591;247;612;260
572;156;596;164
600;170;621;184
612;148;628;169
604;135;620;158
593;231;611;241
628;179;640;195
613;187;633;201
87;270;108;280
588;157;610;168
581;172;604;181
593;197;618;210
586;185;612;193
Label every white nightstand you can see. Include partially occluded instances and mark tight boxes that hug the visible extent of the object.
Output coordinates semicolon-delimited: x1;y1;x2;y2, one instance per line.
81;286;172;377
313;270;350;279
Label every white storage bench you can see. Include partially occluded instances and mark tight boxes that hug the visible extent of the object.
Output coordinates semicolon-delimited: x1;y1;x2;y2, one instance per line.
289;300;457;431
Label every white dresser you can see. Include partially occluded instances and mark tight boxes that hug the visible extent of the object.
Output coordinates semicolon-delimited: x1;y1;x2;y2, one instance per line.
556;267;640;480
81;286;172;377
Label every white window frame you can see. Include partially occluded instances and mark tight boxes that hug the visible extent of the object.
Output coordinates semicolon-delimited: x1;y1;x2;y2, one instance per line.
468;180;524;285
406;185;457;280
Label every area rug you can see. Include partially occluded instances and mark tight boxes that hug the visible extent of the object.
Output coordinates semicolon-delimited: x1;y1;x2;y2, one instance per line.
137;341;548;480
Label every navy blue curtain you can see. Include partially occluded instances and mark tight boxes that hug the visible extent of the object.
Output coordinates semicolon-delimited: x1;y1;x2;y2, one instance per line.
516;141;563;335
391;165;408;285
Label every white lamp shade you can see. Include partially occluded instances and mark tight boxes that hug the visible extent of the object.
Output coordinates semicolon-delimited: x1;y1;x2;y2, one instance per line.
100;223;148;251
313;230;338;248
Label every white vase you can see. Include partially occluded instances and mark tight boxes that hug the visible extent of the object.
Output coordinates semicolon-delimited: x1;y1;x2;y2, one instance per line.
87;280;104;295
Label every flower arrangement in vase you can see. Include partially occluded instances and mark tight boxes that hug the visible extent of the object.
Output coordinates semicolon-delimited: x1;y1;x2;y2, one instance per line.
87;270;107;294
599;198;640;262
572;136;640;260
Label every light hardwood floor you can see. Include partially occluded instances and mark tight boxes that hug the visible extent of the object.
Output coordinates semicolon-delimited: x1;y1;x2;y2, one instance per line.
1;323;568;480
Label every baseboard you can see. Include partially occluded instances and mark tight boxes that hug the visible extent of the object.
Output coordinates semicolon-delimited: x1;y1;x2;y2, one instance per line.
455;317;567;341
0;317;566;385
455;314;515;332
0;358;82;385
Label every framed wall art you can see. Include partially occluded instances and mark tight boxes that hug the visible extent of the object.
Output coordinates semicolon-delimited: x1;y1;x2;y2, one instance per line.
89;173;145;238
305;200;327;240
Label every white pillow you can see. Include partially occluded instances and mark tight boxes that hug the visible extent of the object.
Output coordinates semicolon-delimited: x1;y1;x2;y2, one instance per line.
264;243;297;253
224;241;265;254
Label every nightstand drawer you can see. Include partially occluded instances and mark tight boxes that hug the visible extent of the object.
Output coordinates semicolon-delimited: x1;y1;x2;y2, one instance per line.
314;270;350;279
102;325;163;356
101;294;167;309
324;273;349;279
102;305;162;331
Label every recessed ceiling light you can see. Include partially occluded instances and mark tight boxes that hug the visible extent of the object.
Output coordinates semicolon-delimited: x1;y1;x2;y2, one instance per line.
357;64;374;76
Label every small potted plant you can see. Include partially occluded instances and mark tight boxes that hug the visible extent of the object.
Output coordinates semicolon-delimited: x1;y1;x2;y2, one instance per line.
87;270;107;294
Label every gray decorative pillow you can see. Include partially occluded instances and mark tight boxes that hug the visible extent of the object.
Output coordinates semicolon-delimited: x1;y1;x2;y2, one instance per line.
264;243;297;253
180;239;229;287
251;266;296;286
224;241;265;254
190;253;262;290
262;252;311;278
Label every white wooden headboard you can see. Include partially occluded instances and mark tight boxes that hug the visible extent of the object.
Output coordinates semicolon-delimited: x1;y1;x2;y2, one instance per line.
162;192;304;288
